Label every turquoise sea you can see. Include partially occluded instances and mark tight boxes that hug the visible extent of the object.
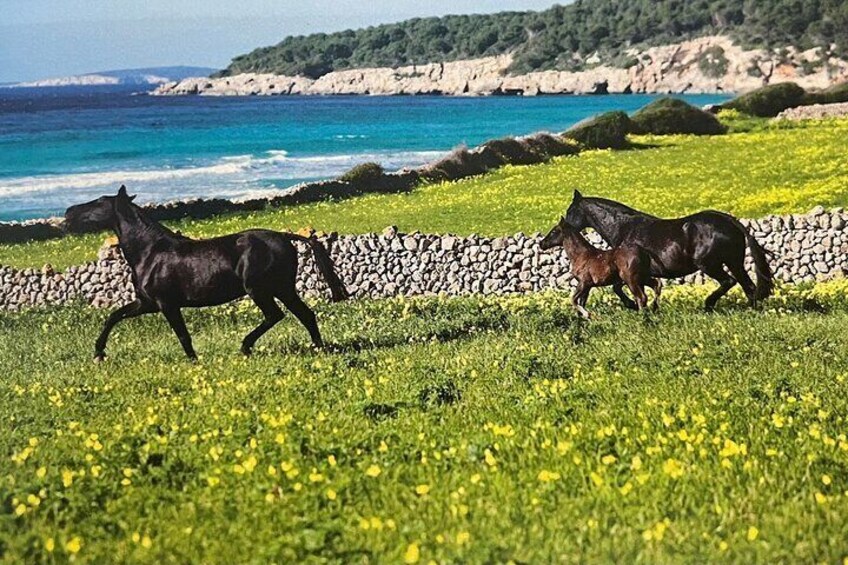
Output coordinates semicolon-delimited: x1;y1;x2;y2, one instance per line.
0;87;730;221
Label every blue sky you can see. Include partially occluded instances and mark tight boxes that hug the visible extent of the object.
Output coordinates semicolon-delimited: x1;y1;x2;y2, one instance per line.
0;0;559;82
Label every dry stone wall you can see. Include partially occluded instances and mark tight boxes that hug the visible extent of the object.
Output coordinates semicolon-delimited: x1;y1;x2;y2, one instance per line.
2;209;847;312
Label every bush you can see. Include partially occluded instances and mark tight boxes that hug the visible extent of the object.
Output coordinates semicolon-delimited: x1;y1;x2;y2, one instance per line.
563;111;632;149
338;162;384;186
630;97;727;135
722;82;806;117
521;132;582;157
481;137;542;165
421;146;491;182
802;81;848;105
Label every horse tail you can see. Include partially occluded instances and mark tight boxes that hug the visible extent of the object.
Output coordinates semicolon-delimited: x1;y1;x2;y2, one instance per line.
726;215;774;301
747;230;775;301
286;234;350;302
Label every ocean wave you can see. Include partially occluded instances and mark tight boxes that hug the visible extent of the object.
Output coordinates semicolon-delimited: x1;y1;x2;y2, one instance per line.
0;149;445;199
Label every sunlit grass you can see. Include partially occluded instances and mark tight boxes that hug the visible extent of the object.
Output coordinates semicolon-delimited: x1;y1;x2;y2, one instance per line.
2;283;848;562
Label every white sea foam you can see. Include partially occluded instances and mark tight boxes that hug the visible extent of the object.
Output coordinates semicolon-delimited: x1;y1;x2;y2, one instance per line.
0;148;446;218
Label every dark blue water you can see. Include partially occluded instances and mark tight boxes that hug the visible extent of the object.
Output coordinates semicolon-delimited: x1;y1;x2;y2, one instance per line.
0;87;730;221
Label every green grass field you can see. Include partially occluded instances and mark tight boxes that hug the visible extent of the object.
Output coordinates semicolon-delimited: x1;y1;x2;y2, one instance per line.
1;119;846;270
3;284;848;563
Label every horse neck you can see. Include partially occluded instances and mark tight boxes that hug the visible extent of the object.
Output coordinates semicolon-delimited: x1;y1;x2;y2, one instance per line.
583;200;647;246
113;205;167;266
561;229;596;262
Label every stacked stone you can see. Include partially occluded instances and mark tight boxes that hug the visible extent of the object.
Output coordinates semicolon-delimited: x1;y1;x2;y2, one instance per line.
2;209;848;311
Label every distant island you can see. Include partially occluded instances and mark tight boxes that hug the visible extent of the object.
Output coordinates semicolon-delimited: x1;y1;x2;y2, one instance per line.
5;66;217;89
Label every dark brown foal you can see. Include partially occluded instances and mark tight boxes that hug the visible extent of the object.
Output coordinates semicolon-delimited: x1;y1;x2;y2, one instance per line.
541;217;661;318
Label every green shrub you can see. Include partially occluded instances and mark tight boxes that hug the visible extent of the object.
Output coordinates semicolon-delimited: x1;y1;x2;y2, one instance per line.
481;137;541;165
521;133;582;157
722;82;806;117
338;162;384;186
631;97;727;135
421;146;491;181
563;111;632;149
802;81;848;105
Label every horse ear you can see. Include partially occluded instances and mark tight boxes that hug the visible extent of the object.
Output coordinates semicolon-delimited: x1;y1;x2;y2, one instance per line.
573;189;583;200
117;185;137;202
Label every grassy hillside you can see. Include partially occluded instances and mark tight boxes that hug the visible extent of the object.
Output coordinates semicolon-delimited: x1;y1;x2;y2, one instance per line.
3;284;848;562
221;0;848;78
2;118;846;271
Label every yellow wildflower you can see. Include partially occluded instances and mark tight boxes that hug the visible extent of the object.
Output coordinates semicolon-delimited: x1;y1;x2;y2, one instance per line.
404;543;420;564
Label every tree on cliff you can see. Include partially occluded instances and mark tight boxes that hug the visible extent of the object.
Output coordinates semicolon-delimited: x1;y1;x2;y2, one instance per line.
217;0;848;79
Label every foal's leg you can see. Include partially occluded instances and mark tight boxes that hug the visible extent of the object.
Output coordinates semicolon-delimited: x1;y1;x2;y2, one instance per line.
648;278;663;311
700;264;737;312
572;282;592;319
241;291;285;356
624;277;649;311
278;289;324;348
94;299;156;361
612;282;639;311
161;306;197;360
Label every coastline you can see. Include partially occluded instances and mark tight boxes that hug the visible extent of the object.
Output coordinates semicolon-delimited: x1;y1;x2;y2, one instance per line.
154;36;848;98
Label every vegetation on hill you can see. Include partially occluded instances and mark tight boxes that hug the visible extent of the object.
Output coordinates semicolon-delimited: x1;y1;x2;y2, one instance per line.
219;0;848;78
2;118;845;270
4;283;848;562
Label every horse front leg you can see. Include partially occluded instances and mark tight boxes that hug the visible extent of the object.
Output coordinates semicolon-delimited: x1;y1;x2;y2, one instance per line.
161;306;197;360
649;278;663;311
94;299;156;361
572;282;593;319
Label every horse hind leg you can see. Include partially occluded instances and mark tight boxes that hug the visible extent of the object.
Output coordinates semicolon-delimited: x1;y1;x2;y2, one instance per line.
277;287;324;349
725;258;757;307
700;264;736;312
241;290;285;356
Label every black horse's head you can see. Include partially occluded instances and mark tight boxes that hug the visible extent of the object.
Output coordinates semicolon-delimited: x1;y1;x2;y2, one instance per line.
540;216;569;250
64;185;136;233
563;189;590;230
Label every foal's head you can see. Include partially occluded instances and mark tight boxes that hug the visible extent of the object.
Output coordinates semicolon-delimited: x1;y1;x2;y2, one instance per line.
64;185;136;233
540;216;569;250
541;214;592;256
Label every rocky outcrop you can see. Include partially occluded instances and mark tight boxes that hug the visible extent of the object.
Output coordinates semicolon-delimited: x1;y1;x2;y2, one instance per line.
3;208;847;311
777;102;848;121
154;36;848;97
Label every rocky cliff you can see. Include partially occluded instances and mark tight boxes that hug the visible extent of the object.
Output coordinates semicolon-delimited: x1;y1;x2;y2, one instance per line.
154;36;848;97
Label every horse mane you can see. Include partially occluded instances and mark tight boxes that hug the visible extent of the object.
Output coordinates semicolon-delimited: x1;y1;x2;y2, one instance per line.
583;196;660;220
123;201;190;241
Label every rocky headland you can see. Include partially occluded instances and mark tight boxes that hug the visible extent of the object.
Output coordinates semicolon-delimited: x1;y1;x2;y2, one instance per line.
154;36;848;97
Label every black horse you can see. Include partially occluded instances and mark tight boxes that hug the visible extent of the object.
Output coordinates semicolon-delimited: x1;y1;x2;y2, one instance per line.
563;190;773;311
64;186;349;360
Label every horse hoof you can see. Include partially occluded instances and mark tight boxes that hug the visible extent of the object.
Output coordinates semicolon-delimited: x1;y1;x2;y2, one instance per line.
94;353;105;363
241;346;252;357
